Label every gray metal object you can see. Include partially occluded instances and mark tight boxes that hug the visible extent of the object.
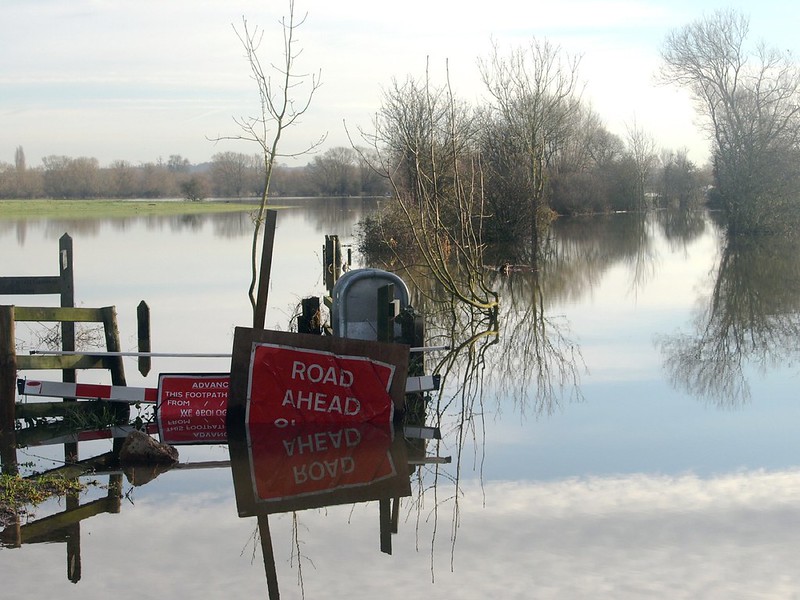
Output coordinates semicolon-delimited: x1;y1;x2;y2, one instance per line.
331;268;410;340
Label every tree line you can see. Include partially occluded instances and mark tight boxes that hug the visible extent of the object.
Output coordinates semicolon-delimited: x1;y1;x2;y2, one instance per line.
358;44;713;268
0;146;392;200
359;8;800;273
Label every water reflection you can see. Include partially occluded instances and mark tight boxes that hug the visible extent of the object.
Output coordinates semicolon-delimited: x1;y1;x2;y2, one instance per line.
659;230;800;406
8;431;799;599
228;422;417;598
0;197;384;245
653;207;708;249
2;412;435;599
5;425;800;599
548;212;657;296
3;204;800;597
387;212;721;538
490;270;585;416
229;423;413;515
423;268;584;424
392;245;588;575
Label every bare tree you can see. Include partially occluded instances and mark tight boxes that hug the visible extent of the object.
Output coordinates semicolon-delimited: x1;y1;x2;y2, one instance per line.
658;148;703;208
660;9;800;232
367;63;498;310
180;175;210;202
212;1;325;314
353;146;390;196
167;154;191;173
625;118;658;208
138;161;177;198
479;39;582;254
41;155;101;198
306;146;358;196
210;151;258;198
107;159;137;198
372;71;472;205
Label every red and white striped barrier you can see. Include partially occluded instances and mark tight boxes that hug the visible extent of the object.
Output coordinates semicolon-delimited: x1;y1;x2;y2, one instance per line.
18;379;158;403
17;374;438;404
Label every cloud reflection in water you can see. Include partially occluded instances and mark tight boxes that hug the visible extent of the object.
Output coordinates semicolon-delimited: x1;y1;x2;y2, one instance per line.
6;467;797;599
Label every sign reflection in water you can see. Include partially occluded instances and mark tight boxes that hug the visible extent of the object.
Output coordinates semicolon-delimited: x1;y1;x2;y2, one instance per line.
2;204;800;598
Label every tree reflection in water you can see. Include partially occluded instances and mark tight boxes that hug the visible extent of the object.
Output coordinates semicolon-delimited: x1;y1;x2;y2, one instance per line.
400;210;729;572
659;230;800;406
551;211;662;297
653;207;707;251
402;237;586;575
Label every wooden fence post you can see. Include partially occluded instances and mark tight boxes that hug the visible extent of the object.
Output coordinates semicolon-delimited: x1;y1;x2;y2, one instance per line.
253;210;277;330
101;306;129;423
100;307;126;387
57;236;79;465
66;490;82;582
59;234;75;385
324;235;342;295
137;301;151;376
0;306;16;428
0;305;18;474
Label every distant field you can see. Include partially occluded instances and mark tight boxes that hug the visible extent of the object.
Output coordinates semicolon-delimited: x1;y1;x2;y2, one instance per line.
0;199;268;219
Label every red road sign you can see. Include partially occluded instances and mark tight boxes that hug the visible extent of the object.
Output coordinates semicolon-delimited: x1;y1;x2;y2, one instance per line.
246;343;396;427
157;373;229;444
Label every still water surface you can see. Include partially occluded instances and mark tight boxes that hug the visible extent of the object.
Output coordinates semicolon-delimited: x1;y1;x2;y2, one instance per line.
2;200;800;598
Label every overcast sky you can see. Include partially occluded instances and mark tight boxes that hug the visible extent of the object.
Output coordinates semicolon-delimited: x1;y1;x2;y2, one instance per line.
2;0;799;168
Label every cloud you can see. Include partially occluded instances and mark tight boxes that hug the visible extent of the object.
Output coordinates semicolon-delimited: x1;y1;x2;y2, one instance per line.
2;0;798;165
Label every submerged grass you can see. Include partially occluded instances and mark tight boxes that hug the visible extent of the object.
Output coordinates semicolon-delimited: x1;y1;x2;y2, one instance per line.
0;199;261;220
0;472;87;526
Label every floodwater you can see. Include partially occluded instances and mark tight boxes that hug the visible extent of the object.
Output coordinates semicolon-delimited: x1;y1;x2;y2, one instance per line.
2;200;800;599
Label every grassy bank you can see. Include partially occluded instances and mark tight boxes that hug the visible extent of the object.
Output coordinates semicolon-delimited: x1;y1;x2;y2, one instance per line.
0;199;263;220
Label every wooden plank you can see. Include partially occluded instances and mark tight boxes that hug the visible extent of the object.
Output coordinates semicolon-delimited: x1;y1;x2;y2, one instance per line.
13;306;108;323
15;402;79;419
403;425;441;439
17;354;106;370
30;451;117;479
15;495;119;545
0;276;61;295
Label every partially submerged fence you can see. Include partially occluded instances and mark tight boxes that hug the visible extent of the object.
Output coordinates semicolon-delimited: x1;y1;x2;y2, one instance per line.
0;234;138;580
0;233;130;450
